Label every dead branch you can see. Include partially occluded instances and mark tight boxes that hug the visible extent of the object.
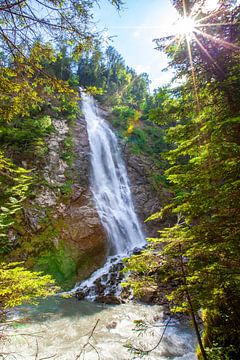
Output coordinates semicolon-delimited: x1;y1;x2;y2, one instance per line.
75;319;100;360
127;316;172;356
35;339;39;360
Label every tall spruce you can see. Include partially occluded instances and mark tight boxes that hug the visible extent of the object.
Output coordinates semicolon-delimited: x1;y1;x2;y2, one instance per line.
125;1;240;359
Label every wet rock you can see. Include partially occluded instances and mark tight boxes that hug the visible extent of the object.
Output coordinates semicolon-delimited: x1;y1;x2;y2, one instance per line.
76;291;85;301
74;255;127;302
106;321;117;329
96;295;122;305
131;246;147;255
120;286;132;301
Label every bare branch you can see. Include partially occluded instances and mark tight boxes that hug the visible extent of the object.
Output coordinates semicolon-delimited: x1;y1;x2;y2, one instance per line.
0;0;25;11
126;317;172;356
75;319;100;360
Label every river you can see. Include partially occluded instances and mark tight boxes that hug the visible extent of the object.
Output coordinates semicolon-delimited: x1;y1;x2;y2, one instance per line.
2;297;196;359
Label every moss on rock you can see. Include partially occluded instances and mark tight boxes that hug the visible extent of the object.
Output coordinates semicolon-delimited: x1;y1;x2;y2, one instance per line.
36;242;77;290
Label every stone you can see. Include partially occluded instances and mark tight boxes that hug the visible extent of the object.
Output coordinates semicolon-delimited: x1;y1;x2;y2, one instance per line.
22;207;46;232
95;295;122;305
139;286;158;303
34;187;57;207
76;291;85;301
122;147;173;237
106;321;117;329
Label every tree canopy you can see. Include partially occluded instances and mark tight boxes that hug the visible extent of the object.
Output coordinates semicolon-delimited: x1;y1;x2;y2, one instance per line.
0;0;122;58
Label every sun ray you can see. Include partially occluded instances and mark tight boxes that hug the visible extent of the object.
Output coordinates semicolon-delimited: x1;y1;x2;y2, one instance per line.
163;0;239;114
196;22;239;27
163;35;179;51
197;8;225;23
193;33;224;74
175;35;184;53
195;28;240;50
163;34;184;59
181;0;200;113
184;35;201;113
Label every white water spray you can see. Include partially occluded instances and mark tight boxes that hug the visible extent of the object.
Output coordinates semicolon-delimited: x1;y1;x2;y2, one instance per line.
81;93;146;255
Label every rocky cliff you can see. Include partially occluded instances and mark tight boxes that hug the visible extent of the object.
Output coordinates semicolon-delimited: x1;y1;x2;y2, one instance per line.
9;116;107;289
124;149;172;237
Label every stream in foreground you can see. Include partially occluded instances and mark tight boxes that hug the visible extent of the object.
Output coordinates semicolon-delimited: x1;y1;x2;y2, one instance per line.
2;296;196;360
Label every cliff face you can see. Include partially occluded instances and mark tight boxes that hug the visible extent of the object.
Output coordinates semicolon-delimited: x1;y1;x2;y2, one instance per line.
124;149;173;237
65;117;108;281
9;116;108;290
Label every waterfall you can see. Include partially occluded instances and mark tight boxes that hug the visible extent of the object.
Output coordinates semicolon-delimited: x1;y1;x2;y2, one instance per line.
74;93;146;299
81;93;146;255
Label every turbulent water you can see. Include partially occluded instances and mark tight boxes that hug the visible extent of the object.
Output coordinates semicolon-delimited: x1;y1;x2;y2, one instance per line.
2;297;196;360
81;93;146;255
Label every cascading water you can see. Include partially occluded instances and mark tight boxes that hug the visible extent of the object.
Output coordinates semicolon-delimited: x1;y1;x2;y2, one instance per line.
82;93;145;255
74;93;146;299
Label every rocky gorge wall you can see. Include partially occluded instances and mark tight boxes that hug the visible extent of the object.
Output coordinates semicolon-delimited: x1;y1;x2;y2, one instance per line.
8;116;107;289
124;149;172;238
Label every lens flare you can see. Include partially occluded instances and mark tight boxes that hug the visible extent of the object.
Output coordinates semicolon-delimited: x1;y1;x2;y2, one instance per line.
161;0;239;114
174;17;196;37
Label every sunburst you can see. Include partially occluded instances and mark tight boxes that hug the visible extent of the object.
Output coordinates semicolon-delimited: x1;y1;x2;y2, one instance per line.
167;0;239;113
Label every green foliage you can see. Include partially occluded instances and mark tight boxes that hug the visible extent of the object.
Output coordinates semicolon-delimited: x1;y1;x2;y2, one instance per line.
0;116;53;155
0;262;57;317
0;43;79;123
60;179;74;196
0;153;32;254
112;105;168;156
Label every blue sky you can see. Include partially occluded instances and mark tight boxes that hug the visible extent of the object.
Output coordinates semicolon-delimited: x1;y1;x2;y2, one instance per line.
93;0;179;91
93;0;240;91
